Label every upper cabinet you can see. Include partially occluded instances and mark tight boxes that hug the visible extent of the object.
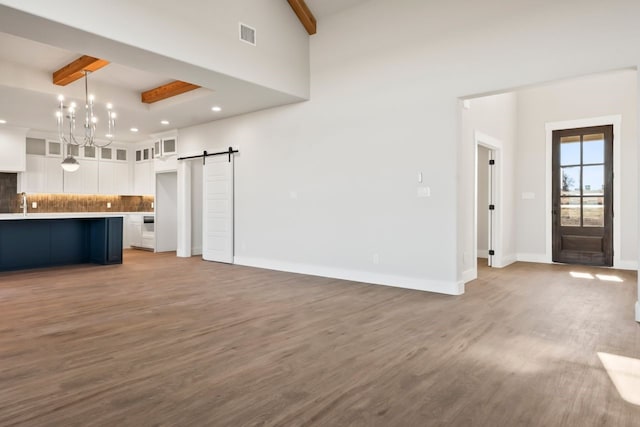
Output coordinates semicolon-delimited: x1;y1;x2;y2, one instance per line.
0;127;28;172
21;137;132;195
153;135;178;159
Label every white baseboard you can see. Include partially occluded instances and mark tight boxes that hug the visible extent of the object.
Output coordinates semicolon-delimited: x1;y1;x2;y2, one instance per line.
517;253;551;264
615;260;638;271
477;250;488;259
233;256;464;296
494;254;517;269
461;268;477;284
192;246;202;256
636;301;640;323
516;253;637;271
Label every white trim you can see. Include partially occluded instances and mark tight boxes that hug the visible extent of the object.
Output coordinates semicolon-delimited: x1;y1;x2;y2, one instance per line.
474;131;503;278
461;268;476;283
636;301;640;322
234;256;464;296
493;254;517;268
176;161;191;258
545;115;622;267
191;245;202;256
517;253;551;264
515;253;637;270
616;260;638;271
477;249;489;258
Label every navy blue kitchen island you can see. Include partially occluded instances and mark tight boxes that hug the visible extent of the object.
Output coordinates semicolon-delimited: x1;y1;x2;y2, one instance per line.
0;215;123;272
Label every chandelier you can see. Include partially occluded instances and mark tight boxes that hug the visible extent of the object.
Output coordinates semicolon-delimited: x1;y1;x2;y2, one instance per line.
56;70;116;171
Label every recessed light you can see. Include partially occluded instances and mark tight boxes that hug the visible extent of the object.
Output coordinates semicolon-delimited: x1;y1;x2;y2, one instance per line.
0;119;6;124
130;127;139;132
160;120;169;125
211;106;222;112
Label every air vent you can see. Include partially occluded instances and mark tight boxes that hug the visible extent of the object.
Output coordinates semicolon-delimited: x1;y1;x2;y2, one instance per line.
239;23;256;46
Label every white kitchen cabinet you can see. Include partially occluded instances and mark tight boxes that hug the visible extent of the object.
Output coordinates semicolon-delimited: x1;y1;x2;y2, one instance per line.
114;162;129;194
127;215;143;247
44;157;63;193
134;161;154;195
64;159;98;194
98;161;115;194
0;128;27;172
22;154;45;193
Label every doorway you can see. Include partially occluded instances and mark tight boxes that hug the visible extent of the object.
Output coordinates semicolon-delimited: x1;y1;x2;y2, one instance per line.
474;131;501;274
552;125;613;266
156;171;178;252
477;145;495;267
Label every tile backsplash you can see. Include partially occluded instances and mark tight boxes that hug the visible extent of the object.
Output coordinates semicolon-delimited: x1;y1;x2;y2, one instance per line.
11;194;154;214
0;173;18;213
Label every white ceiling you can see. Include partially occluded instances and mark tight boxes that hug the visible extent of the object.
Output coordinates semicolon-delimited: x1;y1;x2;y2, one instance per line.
0;32;297;142
306;0;372;19
0;1;371;142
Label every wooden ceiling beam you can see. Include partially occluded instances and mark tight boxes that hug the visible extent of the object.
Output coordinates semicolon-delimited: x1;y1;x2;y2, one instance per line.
287;0;316;35
141;81;201;104
52;55;110;86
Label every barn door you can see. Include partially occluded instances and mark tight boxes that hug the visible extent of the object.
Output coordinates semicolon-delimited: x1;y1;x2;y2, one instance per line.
202;154;234;263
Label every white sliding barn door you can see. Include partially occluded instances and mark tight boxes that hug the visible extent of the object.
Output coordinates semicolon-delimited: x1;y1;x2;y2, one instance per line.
202;155;234;263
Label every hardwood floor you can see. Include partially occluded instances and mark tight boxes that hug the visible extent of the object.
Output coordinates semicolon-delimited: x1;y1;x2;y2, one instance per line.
0;251;638;426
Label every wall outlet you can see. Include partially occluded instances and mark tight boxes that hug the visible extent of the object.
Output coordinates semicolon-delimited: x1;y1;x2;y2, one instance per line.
417;186;430;198
107;202;111;209
31;202;37;209
373;253;379;265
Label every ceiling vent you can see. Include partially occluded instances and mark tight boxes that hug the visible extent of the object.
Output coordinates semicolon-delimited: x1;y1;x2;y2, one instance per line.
239;23;256;46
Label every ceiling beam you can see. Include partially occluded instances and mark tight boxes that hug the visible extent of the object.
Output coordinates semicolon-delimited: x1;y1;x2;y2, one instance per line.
52;55;110;86
287;0;316;35
141;81;201;104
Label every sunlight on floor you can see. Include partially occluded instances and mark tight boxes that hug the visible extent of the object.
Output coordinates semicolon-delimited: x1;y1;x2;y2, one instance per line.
570;272;594;279
570;272;624;282
598;352;640;406
595;274;624;283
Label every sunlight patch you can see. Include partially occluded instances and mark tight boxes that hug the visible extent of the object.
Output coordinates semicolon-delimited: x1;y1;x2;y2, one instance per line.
598;352;640;406
570;272;594;279
595;274;624;283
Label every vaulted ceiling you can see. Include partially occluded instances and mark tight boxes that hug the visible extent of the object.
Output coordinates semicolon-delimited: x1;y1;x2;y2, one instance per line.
0;0;372;142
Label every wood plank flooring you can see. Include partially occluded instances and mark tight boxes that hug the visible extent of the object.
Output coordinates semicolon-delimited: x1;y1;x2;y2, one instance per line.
0;251;638;426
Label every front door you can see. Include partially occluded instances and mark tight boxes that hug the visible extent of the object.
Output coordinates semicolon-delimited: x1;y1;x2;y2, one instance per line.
552;125;613;266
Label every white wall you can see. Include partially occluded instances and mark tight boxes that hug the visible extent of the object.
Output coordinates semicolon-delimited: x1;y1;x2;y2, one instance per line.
477;146;489;257
177;0;640;296
0;126;27;172
516;70;638;267
0;0;309;98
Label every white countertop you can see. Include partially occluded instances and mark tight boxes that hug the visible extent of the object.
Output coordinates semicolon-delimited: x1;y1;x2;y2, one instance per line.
0;212;154;220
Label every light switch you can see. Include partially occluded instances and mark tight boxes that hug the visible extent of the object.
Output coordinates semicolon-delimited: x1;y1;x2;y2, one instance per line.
418;172;423;183
417;187;430;198
107;202;112;209
31;202;37;209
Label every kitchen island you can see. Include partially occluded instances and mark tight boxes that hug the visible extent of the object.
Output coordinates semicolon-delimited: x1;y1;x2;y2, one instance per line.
0;214;123;272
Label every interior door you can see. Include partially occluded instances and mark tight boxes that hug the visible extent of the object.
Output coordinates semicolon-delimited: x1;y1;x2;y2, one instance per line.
202;154;234;263
552;125;613;266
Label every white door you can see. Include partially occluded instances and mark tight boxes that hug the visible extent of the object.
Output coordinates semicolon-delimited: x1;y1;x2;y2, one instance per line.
202;155;234;263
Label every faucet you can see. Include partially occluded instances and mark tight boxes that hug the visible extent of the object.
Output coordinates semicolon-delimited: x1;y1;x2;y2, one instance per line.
20;192;27;216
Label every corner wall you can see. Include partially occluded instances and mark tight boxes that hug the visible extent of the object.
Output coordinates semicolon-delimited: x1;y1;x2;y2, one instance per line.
516;69;638;268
